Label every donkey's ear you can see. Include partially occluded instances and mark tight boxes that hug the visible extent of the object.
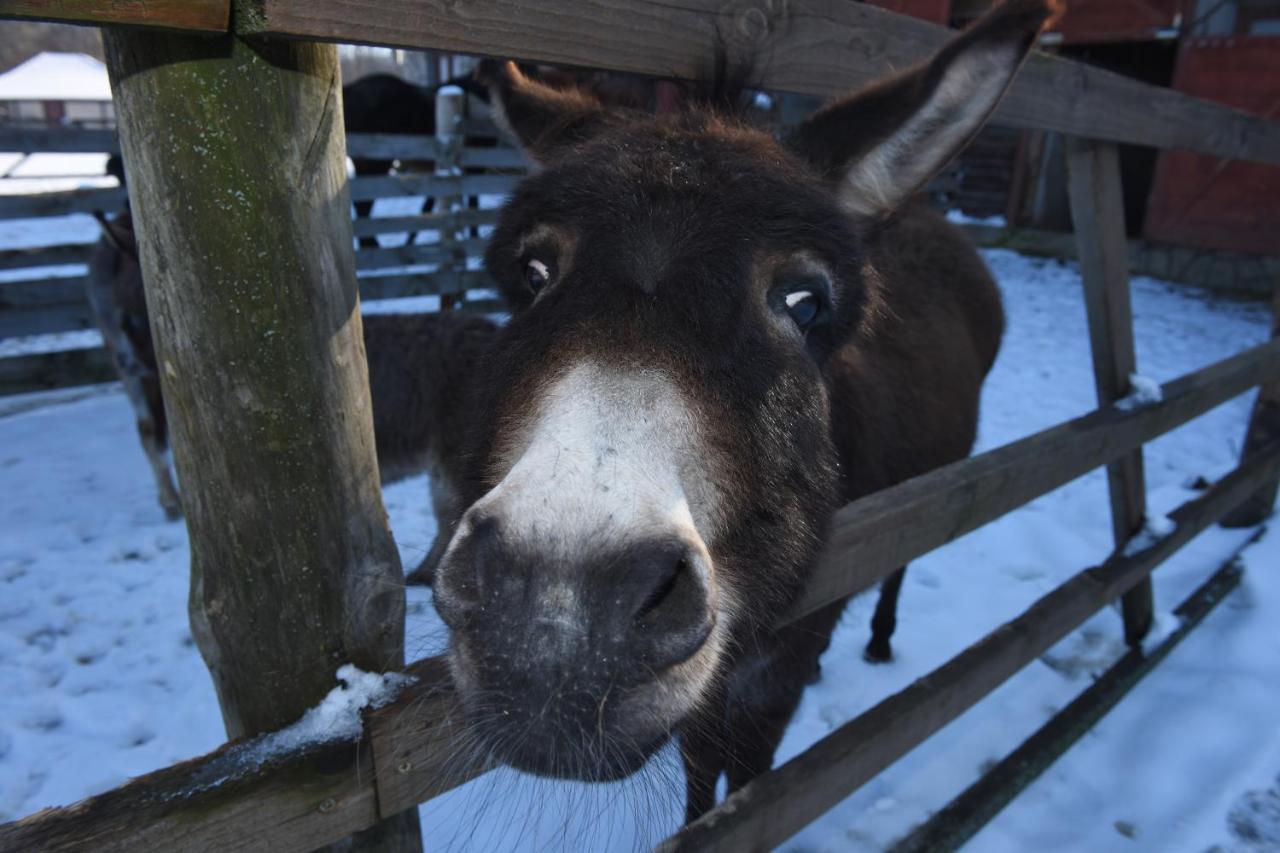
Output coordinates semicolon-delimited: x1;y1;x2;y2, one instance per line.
478;60;610;165
789;0;1052;220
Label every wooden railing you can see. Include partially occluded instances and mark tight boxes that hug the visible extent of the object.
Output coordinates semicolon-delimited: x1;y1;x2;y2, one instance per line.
1;1;1278;851
0;129;527;392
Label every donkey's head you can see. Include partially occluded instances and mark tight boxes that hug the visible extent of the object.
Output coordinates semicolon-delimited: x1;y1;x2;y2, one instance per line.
433;0;1049;780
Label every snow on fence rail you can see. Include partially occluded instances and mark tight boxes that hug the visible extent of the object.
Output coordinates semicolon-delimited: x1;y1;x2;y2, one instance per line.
1;1;1279;851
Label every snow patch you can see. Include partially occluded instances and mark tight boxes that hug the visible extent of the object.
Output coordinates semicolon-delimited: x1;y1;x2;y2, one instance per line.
1123;514;1178;557
1140;610;1183;656
176;665;414;797
251;665;413;756
945;209;1007;227
1116;373;1164;411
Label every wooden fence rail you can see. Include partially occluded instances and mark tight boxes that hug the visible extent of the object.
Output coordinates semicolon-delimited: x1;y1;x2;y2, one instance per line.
662;440;1280;853
3;337;1276;853
239;0;1280;168
789;336;1280;622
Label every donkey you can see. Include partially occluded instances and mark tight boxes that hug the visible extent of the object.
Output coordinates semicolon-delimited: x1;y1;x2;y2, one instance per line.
429;0;1049;821
86;210;497;565
87;209;182;521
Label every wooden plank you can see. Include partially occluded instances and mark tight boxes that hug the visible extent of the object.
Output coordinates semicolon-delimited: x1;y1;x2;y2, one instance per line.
367;659;495;817
346;133;525;168
354;238;489;272
0;186;126;218
0;301;94;337
0;0;229;32
1223;284;1280;527
0;244;93;272
1065;137;1153;646
0;272;493;342
346;133;439;161
0;347;114;396
457;146;529;170
0;658;475;853
785;337;1280;625
348;173;517;201
890;544;1256;853
350;208;500;238
0;125;119;155
0;179;507;224
358;270;492;300
663;441;1280;853
239;0;1280;166
0;276;87;307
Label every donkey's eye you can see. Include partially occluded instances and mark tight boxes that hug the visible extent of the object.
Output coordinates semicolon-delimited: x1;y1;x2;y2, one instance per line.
784;289;821;329
524;258;551;294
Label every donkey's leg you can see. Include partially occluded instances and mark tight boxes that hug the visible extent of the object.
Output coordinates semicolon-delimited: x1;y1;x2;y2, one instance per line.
680;701;727;823
405;465;457;585
724;603;843;794
864;565;907;663
129;375;181;520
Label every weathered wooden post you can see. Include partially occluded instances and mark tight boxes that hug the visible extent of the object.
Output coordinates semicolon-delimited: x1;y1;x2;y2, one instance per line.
434;85;465;311
102;30;421;849
1065;138;1154;647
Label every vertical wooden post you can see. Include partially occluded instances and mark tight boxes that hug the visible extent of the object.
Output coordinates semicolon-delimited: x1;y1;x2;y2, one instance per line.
102;30;422;850
1222;282;1280;528
1065;138;1154;648
435;85;464;311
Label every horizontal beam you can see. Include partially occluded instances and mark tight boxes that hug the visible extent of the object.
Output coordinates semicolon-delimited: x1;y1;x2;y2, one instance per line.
0;174;515;219
0;0;229;32
346;134;527;169
0;658;484;853
0;300;93;338
0;293;503;397
785;336;1280;625
0;272;496;340
663;440;1280;853
240;0;1280;166
354;238;489;272
0;245;94;272
889;543;1254;853
350;208;501;238
0;347;114;396
0;212;500;271
0;129;525;170
359;270;494;300
0;126;119;155
349;173;518;201
0;276;86;307
0;186;127;219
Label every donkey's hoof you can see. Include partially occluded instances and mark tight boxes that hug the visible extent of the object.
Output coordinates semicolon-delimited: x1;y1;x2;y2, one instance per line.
863;638;893;664
806;661;823;685
405;562;436;587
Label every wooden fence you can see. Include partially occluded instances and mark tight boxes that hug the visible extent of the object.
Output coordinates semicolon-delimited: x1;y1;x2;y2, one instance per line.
0;124;526;394
1;1;1278;851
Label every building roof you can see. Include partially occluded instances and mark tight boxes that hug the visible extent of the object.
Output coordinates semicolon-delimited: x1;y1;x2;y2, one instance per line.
0;52;112;102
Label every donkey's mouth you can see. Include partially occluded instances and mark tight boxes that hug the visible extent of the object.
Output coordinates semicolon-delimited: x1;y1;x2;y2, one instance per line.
494;726;669;782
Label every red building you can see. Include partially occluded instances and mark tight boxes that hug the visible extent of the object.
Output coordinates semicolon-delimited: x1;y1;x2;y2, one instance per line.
874;0;1280;258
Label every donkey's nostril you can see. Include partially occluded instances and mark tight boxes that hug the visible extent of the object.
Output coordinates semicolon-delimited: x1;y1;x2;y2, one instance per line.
634;555;688;619
626;541;713;670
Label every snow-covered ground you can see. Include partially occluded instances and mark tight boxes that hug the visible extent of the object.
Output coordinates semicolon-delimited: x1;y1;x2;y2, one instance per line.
0;248;1276;852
